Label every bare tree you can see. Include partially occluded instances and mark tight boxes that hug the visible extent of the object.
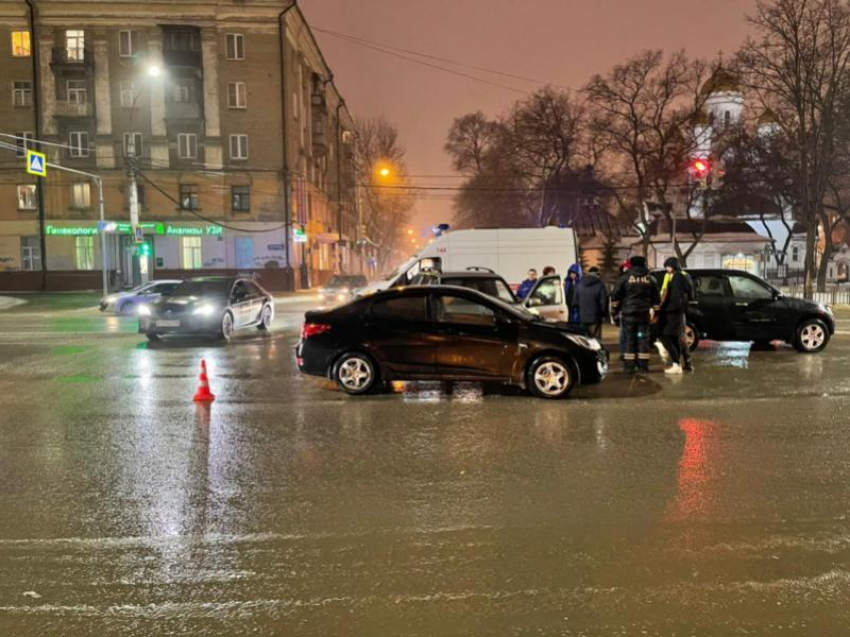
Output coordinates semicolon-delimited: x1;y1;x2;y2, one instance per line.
585;50;714;263
355;116;416;271
737;0;850;295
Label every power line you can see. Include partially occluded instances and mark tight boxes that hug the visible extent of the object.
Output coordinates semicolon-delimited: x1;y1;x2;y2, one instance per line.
313;27;530;95
313;26;567;90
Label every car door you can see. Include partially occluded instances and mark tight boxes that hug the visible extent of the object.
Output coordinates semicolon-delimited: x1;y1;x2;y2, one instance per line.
726;274;780;341
359;292;435;376
523;275;568;321
230;280;252;327
691;274;735;340
432;291;519;379
243;280;265;324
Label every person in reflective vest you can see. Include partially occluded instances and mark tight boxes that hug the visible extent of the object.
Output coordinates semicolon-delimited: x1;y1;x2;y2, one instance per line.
611;256;660;374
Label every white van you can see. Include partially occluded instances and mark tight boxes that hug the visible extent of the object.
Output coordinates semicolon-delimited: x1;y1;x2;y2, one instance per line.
359;227;580;295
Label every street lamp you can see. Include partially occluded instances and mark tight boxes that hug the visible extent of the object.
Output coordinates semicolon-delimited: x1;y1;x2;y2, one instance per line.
378;167;390;178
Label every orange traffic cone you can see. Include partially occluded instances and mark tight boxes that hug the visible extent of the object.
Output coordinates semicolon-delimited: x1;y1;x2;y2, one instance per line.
193;359;216;403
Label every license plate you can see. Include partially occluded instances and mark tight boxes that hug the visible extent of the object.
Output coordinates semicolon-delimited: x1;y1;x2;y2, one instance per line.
156;320;180;328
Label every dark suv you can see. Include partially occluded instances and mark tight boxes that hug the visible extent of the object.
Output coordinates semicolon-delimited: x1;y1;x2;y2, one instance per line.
409;269;518;304
656;269;834;353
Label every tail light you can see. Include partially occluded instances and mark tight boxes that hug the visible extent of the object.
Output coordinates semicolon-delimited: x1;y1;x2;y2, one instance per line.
301;322;332;339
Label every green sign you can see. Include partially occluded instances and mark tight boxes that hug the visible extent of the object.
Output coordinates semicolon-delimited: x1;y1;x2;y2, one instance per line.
45;223;224;237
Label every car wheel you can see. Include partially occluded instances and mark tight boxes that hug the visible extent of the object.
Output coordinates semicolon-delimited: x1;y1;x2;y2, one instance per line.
220;311;235;341
146;333;160;341
118;302;133;315
527;355;574;399
333;352;377;395
683;323;700;351
794;318;830;353
257;303;273;331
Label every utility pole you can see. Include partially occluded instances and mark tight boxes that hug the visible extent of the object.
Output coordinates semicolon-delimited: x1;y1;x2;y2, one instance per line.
25;0;47;290
127;139;140;231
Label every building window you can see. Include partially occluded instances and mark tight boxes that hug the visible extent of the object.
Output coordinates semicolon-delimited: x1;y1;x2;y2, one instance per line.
172;83;191;102
226;33;244;60
21;237;40;271
69;131;89;157
177;133;197;159
119;81;138;108
12;31;31;57
166;31;198;52
292;92;299;119
179;184;199;210
792;246;800;263
227;82;247;108
71;183;91;208
12;81;32;107
17;185;36;210
119;30;135;57
75;236;95;270
231;186;250;212
67;79;87;104
123;132;143;157
66;29;85;61
181;237;202;269
229;134;249;160
14;132;33;157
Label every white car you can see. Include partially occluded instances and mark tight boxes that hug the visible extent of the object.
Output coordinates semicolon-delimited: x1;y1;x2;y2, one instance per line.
100;280;182;315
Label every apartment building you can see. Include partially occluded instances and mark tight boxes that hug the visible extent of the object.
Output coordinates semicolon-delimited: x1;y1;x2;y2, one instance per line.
0;0;357;291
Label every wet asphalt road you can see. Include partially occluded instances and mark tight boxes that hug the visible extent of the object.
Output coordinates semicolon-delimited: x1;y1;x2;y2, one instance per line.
1;296;850;636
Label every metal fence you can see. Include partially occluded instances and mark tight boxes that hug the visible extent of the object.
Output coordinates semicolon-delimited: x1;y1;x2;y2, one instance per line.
781;286;850;306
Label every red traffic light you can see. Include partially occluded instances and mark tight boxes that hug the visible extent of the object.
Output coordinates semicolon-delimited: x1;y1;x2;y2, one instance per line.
691;159;710;176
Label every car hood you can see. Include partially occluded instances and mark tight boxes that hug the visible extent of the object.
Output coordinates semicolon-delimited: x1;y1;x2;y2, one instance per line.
529;319;588;335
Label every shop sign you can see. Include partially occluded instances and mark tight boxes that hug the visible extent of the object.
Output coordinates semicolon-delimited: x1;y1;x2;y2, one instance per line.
293;227;307;243
267;244;284;251
46;223;224;237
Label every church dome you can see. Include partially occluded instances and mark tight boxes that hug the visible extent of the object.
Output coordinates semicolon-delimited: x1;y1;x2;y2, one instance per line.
700;68;741;96
757;108;779;125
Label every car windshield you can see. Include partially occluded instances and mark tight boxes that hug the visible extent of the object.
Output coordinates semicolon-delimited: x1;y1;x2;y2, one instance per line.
482;293;542;322
325;276;361;288
172;280;232;298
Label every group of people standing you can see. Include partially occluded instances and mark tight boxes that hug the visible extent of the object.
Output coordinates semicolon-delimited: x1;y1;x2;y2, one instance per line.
515;256;695;375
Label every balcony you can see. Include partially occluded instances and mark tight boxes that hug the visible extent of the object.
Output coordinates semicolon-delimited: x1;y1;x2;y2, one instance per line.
165;101;202;121
54;101;93;118
50;47;94;72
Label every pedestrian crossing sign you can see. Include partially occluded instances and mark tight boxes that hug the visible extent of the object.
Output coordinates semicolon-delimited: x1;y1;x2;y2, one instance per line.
26;150;47;177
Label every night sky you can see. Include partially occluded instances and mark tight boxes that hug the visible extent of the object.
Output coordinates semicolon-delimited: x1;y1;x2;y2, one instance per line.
302;0;758;230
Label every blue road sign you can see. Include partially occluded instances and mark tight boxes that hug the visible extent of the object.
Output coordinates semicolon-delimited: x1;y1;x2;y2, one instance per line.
26;150;47;177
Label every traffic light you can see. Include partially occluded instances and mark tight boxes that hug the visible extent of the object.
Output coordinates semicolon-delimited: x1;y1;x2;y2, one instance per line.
139;242;152;257
689;158;711;190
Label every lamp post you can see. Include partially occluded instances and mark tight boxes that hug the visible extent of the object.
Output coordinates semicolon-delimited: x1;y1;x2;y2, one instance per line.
127;64;163;231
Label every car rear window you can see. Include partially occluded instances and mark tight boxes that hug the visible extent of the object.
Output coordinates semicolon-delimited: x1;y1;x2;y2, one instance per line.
371;296;427;321
694;275;726;297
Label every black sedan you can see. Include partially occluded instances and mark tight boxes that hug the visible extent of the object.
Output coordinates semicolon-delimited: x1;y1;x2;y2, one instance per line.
296;286;608;399
655;269;834;353
138;276;274;341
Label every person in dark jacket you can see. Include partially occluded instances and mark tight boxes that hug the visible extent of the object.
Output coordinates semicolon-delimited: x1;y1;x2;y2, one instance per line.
574;266;608;339
616;259;630;361
611;255;661;374
564;263;582;322
659;257;695;374
516;269;538;300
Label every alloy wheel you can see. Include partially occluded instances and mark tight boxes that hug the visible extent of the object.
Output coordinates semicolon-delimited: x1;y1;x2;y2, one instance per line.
221;312;234;340
533;361;570;397
338;357;373;392
800;323;826;351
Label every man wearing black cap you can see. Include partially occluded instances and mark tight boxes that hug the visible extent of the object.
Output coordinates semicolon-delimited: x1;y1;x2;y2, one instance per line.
611;255;661;374
660;256;695;373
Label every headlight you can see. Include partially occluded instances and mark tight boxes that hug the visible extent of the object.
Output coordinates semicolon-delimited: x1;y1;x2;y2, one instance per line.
337;293;346;301
818;303;833;315
137;305;152;317
566;334;602;351
193;303;216;316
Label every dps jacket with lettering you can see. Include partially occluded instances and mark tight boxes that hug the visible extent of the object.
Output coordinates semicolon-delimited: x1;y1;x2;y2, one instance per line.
611;265;661;318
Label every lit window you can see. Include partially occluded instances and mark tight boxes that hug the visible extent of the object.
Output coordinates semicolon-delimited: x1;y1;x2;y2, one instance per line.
17;185;36;210
227;82;247;108
12;31;31;57
226;33;244;60
67;79;87;104
66;30;85;61
177;133;197;159
229;134;249;160
119;81;138;108
69;131;89;157
231;186;250;212
179;184;199;210
12;81;32;107
181;237;202;269
71;183;91;208
119;30;135;57
123;132;142;157
75;236;95;270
